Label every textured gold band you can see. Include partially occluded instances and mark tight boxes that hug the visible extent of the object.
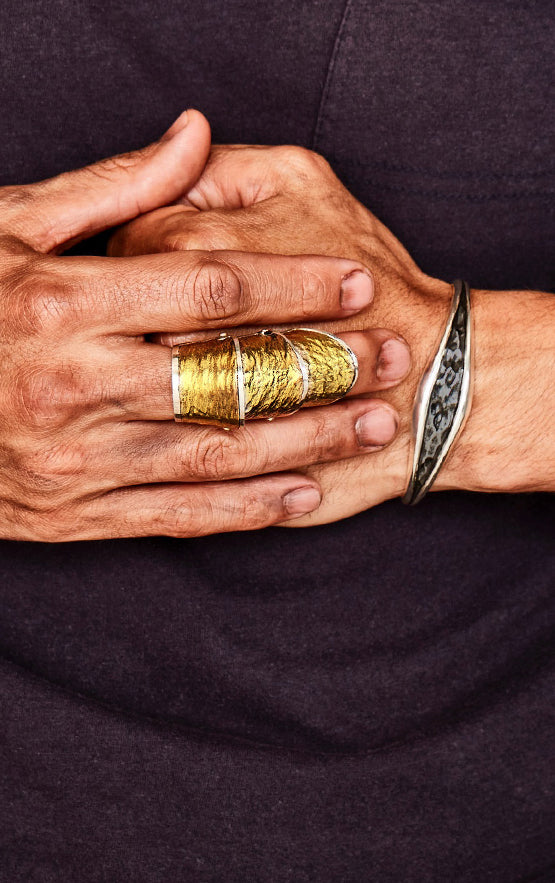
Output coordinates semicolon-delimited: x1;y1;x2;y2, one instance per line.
172;328;358;428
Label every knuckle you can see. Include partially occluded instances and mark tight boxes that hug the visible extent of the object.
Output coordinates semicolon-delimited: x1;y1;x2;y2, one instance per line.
273;145;330;180
187;256;242;323
146;482;279;539
150;498;197;538
163;217;241;254
307;149;332;175
189;430;247;481
11;263;75;337
297;265;329;317
15;365;80;431
235;486;279;529
19;441;84;501
162;230;206;253
172;232;235;253
307;411;345;463
159;227;189;252
197;484;274;534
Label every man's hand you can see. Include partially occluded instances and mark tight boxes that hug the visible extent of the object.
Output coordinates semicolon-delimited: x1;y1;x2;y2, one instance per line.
0;120;414;541
110;145;555;524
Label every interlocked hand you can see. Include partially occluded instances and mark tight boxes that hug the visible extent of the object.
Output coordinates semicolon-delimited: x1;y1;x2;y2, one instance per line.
0;117;412;540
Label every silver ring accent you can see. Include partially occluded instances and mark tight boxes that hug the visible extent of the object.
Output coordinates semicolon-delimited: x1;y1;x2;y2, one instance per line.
274;331;310;405
171;347;182;421
233;336;246;426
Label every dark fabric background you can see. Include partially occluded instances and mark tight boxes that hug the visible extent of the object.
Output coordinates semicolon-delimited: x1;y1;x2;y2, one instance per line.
0;1;554;881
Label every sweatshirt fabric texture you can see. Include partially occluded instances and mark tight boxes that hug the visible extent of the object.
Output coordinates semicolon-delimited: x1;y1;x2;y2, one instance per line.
0;1;554;880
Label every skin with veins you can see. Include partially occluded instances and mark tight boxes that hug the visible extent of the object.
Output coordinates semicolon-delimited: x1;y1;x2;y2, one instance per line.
111;143;555;525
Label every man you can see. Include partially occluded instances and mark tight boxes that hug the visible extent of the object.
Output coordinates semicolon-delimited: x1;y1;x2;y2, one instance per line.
1;2;553;880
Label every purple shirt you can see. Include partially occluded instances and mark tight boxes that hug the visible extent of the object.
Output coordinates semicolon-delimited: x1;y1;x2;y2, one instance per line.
0;1;553;879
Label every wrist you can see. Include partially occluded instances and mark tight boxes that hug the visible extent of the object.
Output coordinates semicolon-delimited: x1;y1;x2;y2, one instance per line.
434;287;555;494
374;271;454;501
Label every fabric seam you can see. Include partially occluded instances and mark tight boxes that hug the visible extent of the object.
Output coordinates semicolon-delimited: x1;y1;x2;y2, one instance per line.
311;0;353;151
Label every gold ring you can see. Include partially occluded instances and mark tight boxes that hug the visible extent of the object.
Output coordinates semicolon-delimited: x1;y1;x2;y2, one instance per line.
172;329;358;428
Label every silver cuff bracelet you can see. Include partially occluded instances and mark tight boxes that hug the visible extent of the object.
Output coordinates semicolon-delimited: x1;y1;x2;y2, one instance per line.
403;279;472;505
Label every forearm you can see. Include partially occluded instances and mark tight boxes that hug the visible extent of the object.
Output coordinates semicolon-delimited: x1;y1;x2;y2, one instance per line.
436;288;555;495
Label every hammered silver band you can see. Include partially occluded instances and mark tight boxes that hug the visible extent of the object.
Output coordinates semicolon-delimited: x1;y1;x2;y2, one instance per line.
403;279;472;505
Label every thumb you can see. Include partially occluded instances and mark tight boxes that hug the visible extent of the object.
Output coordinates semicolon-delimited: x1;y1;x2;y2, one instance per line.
3;109;211;253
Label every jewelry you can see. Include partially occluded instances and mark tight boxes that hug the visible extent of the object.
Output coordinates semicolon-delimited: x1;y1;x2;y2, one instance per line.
403;279;472;505
172;328;358;428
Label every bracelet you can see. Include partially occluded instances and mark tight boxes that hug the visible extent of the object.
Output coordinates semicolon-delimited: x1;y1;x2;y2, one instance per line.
403;279;472;505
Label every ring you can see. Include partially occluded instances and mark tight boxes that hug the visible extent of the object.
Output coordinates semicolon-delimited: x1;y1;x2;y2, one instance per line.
403;279;472;505
172;329;358;427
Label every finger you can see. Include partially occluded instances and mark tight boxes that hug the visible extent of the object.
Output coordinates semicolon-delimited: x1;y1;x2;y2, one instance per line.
17;392;397;503
108;145;336;260
109;202;287;257
58;251;375;334
62;475;323;540
102;398;399;490
344;330;412;394
11;325;407;438
114;329;409;423
108;189;344;265
183;144;332;210
0;109;211;253
108;204;201;257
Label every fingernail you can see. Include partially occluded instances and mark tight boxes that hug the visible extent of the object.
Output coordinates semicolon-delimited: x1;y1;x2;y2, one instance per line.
283;486;322;517
340;270;374;312
162;110;190;141
356;407;399;449
376;337;411;382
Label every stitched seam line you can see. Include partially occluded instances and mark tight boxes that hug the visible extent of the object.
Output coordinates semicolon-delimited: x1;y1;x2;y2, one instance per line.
311;0;353;151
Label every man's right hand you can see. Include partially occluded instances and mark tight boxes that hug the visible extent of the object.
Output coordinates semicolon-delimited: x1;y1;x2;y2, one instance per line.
0;111;410;541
